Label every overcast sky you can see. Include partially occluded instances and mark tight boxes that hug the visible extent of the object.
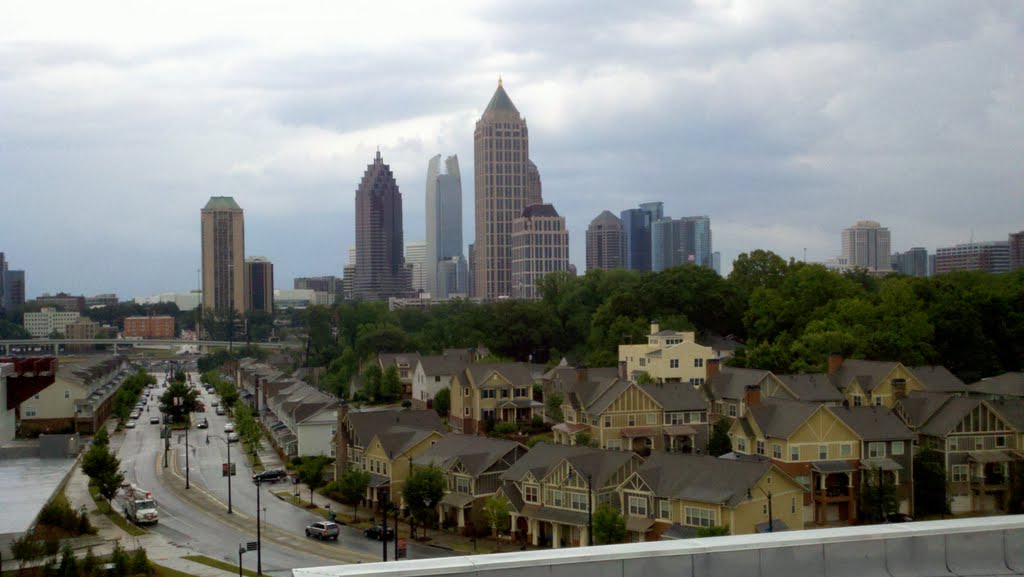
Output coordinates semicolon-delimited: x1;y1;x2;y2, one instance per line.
2;1;1022;300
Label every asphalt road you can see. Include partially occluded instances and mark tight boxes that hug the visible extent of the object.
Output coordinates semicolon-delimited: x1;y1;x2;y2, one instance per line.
115;371;455;575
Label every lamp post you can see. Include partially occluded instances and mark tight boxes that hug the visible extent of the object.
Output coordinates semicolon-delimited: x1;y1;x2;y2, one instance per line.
254;476;263;575
381;491;389;562
207;434;234;513
394;501;400;560
747;487;773;532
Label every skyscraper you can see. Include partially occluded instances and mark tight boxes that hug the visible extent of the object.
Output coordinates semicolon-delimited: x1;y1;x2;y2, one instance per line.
891;247;929;276
0;253;25;311
1010;231;1024;271
245;256;274;313
620;202;663;271
651;216;714;271
354;151;410;300
934;241;1010;274
682;216;712;267
201;197;246;315
841;221;892;272
511;204;568;299
405;240;428;293
425;154;464;297
474;79;536;299
586;211;626;271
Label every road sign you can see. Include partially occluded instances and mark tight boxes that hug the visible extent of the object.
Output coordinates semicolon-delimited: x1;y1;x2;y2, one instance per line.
245;542;258;551
222;463;236;476
397;537;408;558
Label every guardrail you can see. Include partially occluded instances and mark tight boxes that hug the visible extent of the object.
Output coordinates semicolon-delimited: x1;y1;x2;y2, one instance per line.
292;516;1024;577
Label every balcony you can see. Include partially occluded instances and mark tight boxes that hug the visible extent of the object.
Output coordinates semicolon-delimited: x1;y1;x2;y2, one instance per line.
815;486;852;502
972;475;1007;489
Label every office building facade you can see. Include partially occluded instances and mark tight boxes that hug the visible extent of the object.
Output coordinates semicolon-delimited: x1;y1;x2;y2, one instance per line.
1010;231;1024;271
245;256;274;313
620;202;663;272
0;253;25;311
934;241;1010;274
23;308;81;338
586;211;627;271
294;276;343;296
511;204;569;299
405;240;428;294
425;154;465;298
841;221;891;272
201;196;246;314
124;316;176;339
651;216;714;272
354;151;411;300
891;248;929;277
474;80;537;299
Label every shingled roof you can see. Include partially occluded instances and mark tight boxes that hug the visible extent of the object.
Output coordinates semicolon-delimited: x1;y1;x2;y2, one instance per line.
465;363;537;388
909;366;967;393
774;373;844;403
642;381;708;412
894;391;954;430
637;452;774;508
707;367;772;401
969;372;1024;399
828;359;899;393
412;435;524;476
500;442;637;490
745;398;819;439
418;354;469;377
345;409;445;449
829;405;914;441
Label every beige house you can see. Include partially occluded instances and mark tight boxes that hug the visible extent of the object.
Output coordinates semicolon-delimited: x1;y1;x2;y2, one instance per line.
449;363;543;434
377;353;422;397
827;356;966;408
618;323;715;384
628;452;806;539
19;356;125;435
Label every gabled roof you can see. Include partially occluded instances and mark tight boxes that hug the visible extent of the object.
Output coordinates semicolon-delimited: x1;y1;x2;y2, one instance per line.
412;435;524;477
707;367;771;401
294;400;337;424
417;354;469;377
500;443;636;489
829;360;900;393
985;400;1024;432
774;374;844;403
745;399;819;439
345;409;444;449
636;452;775;508
642;381;707;412
465;363;536;388
969;372;1024;398
829;406;914;441
908;366;967;393
373;428;444;458
918;397;983;437
378;352;421;370
483;81;520;116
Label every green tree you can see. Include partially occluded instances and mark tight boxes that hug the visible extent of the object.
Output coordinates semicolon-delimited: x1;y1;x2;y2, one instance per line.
56;542;79;577
592;503;626;545
545;391;564;423
707;419;732;457
336;468;371;522
93;427;109;448
482;494;510;549
433;387;451;419
159;380;197;423
635;372;656;385
380;365;403;402
402;466;445;537
9;532;45;571
574;432;592;447
860;467;899;524
297;456;330;506
360;364;383;402
696;525;730;537
0;319;30;339
913;448;949;517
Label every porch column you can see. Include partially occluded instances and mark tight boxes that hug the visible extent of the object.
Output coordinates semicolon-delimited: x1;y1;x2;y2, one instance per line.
457;507;466;528
438;504;444;524
531;519;539;546
552;523;562;549
580;525;590;547
510;514;518;539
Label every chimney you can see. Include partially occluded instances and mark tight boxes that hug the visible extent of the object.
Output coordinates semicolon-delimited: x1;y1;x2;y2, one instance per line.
706;358;721;382
744;385;761;408
575;366;588;384
650;321;660;335
892;379;907;399
618;361;628;381
828;353;843;375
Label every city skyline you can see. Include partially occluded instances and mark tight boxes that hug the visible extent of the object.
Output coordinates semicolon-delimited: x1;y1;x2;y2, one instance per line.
2;2;1022;298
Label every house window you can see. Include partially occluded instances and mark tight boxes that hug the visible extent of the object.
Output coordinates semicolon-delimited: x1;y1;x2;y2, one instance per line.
606;439;621;450
481;389;496;399
64;389;70;399
551;490;564;508
639;358;646;367
646;414;656;425
841;444;852;457
464;407;470;416
996;436;1007;448
818;445;828;460
464;387;470;397
500;388;510;399
24;407;37;417
684;506;715;527
791;498;797;514
628;415;636;426
604;416;612;428
728;404;737;417
659;499;671;520
455;477;471;493
951;465;969;483
670;359;679;369
790;446;800;461
524;485;538;503
330;446;336;457
570;492;587;511
868;442;886;459
874;396;883;406
852;395;862;406
628;495;647;516
737;438;747;452
515;387;528;398
892;441;905;455
34;393;40;400
382;463;388;476
772;444;782;459
756;440;765;455
694;358;704;368
435;376;441;382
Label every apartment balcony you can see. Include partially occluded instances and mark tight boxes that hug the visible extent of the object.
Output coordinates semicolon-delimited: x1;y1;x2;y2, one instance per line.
972;475;1008;490
814;486;852;503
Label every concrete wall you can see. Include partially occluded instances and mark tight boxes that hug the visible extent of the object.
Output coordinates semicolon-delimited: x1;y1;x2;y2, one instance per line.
294;516;1024;577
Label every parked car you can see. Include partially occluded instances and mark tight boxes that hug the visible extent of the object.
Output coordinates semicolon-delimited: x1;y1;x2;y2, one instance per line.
306;521;340;541
197;418;209;429
253;469;288;483
364;525;394;541
215;407;226;416
211;401;219;407
227;432;239;443
126;420;136;429
224;422;235;433
149;416;159;424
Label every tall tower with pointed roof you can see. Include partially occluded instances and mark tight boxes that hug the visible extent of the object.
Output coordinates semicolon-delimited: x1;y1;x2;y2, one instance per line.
201;196;246;315
354;150;411;300
474;79;539;298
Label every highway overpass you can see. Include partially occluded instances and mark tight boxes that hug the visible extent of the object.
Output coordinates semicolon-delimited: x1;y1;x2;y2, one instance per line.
0;338;302;355
293;516;1024;577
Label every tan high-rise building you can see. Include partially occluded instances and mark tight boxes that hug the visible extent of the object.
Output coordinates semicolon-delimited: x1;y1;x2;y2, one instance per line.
511;204;568;299
474;79;539;299
841;220;891;272
586;210;627;271
201;197;246;315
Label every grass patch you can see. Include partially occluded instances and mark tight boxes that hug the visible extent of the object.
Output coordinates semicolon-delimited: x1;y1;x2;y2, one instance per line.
272;491;330;518
153;564;202;577
183;555;259;577
89;484;147;537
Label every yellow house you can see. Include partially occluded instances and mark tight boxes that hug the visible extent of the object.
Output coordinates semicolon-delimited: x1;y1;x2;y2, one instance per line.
624;452;806;538
730;388;862;526
618;323;714;384
18;356;125;435
449;363;542;435
361;428;445;511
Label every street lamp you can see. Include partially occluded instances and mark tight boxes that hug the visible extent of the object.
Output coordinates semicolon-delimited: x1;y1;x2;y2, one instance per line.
747;487;774;532
254;475;263;575
207;434;234;513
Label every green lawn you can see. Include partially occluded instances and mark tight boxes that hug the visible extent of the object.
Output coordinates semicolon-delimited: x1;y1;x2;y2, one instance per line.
183;555;259;577
153;564;202;577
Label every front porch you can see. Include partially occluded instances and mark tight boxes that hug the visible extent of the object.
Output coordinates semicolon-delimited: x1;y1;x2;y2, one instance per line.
511;506;590;548
811;461;858;526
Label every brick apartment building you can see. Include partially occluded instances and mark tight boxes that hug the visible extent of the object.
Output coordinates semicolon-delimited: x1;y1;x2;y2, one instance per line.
123;316;176;338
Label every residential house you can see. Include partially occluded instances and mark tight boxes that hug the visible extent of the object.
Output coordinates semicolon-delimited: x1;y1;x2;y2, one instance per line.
260;378;338;458
499;443;644;548
618;323;715;384
704;361;781;418
830;405;915;515
895;393;1024;514
626;452;806;540
411;354;469;409
968;372;1024;400
377;353;422;397
730;387;863;526
412;435;527;533
827;356;965;408
772;373;845;405
335;407;446;511
449;363;543;434
700;334;741;361
18;356;126;435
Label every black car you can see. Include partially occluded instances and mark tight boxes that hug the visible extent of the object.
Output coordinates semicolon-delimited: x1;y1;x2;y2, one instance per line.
253;468;288;483
197;418;209;429
364;525;395;541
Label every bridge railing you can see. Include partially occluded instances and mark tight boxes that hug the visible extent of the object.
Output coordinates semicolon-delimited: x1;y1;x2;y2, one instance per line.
293;516;1024;577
